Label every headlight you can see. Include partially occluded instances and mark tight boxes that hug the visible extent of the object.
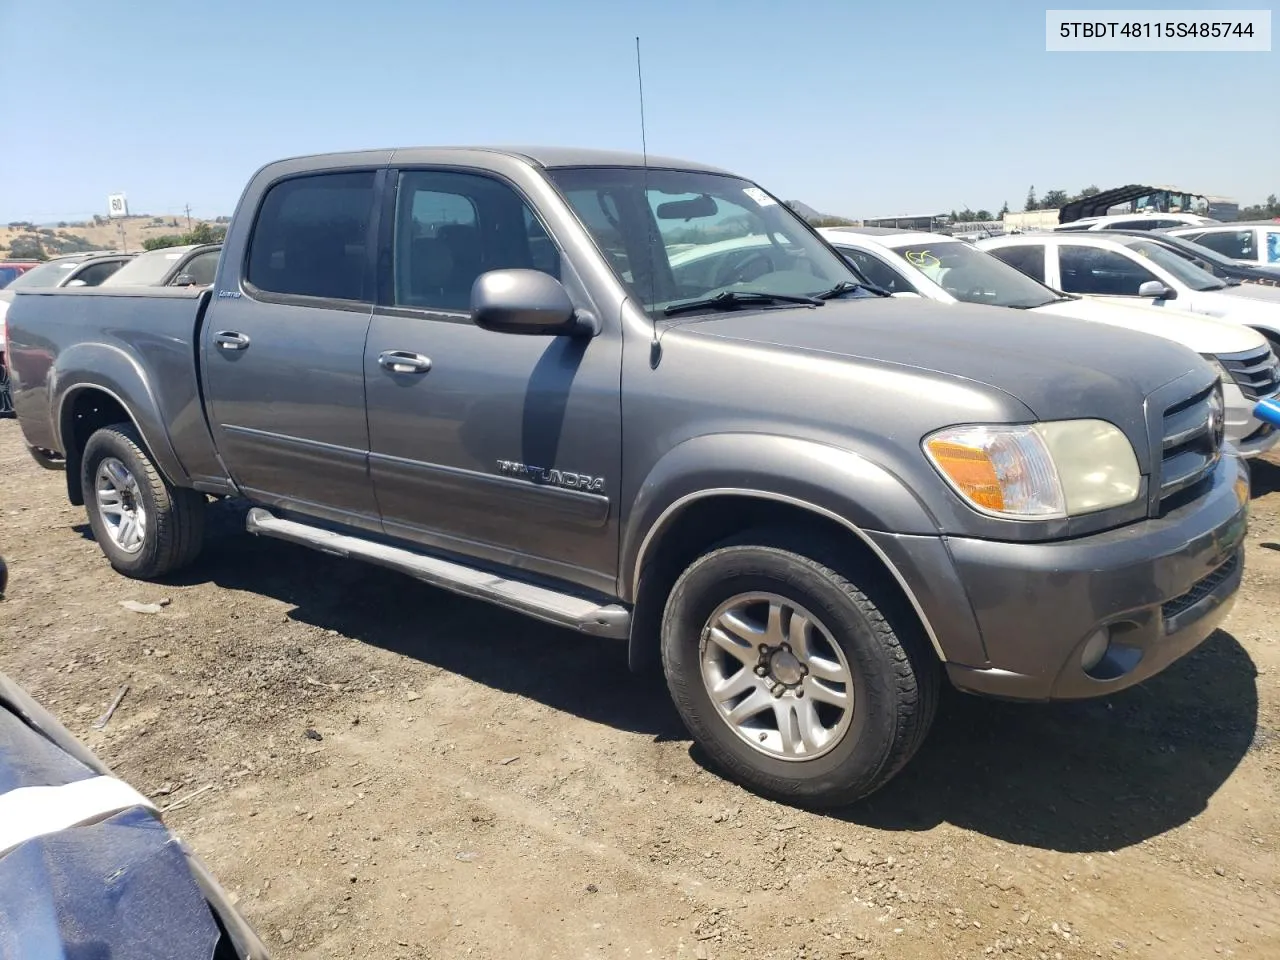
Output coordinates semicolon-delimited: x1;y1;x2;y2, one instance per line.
1201;354;1231;386
923;420;1141;519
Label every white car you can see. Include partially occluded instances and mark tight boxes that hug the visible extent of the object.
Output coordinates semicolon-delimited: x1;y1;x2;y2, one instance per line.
1166;221;1280;267
1053;213;1217;232
820;228;1280;457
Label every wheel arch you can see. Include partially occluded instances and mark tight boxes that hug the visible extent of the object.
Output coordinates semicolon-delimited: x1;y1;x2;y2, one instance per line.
624;488;946;674
56;380;186;507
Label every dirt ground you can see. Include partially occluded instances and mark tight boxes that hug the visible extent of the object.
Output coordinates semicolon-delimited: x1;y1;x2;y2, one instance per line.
1;418;1277;960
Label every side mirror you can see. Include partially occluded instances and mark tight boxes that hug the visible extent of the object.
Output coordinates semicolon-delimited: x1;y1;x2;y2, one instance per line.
1137;280;1176;299
471;269;597;336
65;279;87;287
173;273;195;287
890;291;923;298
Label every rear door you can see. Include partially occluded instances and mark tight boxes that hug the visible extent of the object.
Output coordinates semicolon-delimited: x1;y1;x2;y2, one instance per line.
362;167;622;593
201;168;384;531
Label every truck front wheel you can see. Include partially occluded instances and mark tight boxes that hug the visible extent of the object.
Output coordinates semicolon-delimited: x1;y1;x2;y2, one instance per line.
661;536;939;807
81;423;205;579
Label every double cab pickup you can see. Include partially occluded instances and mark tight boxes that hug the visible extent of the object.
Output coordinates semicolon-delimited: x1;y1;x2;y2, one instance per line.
5;147;1248;805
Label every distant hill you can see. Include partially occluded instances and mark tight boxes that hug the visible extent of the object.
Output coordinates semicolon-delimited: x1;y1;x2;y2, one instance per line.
785;200;855;226
0;215;229;259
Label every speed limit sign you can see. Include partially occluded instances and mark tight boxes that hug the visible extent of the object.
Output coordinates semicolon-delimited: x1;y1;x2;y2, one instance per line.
107;194;128;218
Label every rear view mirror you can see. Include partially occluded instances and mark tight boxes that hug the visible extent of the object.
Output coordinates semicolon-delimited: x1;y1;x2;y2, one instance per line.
655;195;718;220
1137;280;1176;299
471;269;597;337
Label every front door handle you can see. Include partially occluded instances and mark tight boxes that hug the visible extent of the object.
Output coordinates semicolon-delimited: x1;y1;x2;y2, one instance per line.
379;350;432;374
213;331;251;351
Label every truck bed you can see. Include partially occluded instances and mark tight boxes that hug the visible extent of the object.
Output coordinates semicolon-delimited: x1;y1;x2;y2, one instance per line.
6;285;226;487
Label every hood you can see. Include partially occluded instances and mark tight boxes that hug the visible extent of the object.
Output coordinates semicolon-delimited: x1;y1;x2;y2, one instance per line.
1034;297;1265;354
1197;287;1280;331
1221;282;1280;306
673;297;1213;423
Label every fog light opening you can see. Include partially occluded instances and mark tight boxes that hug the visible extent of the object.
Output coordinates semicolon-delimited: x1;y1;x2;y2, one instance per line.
1080;627;1111;675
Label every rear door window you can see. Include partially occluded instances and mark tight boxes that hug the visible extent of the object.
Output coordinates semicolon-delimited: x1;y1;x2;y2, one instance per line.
247;171;377;302
987;244;1047;281
72;260;127;286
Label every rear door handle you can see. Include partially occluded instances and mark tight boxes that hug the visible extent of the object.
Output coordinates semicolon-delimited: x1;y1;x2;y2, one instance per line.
379;350;432;374
213;331;251;351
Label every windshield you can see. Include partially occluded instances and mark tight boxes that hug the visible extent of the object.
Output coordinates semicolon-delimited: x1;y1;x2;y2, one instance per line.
546;167;860;315
6;257;87;289
101;246;193;286
1119;238;1226;291
1151;234;1234;268
888;239;1060;309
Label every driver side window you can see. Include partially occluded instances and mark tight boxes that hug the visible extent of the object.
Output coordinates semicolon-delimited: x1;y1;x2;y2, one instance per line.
837;248;915;294
1058;246;1157;296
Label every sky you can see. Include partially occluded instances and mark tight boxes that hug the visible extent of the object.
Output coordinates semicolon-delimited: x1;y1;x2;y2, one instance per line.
0;0;1274;222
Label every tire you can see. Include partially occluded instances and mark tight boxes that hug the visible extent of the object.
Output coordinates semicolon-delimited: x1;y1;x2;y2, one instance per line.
81;423;205;579
0;353;13;418
661;533;939;807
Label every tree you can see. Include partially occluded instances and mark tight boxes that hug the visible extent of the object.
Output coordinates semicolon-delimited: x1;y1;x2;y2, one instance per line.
143;234;185;251
141;221;228;252
1078;185;1100;198
1039;189;1070;210
975;209;992;221
1024;186;1037;212
999;200;1010;217
1238;194;1279;220
9;236;47;260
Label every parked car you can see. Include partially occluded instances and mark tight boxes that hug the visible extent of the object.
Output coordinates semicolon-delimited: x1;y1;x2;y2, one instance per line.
6;147;1248;806
1166;221;1280;267
977;233;1280;351
0;554;268;957
0;260;42;289
1103;229;1280;287
1;253;134;416
100;243;222;288
1053;213;1218;232
822;228;1279;457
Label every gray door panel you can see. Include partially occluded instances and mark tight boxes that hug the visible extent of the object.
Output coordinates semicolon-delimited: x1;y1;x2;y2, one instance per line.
203;299;378;526
365;315;621;591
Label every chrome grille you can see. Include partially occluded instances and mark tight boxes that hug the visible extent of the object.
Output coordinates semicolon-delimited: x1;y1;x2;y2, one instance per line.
1158;383;1222;508
1218;346;1280;400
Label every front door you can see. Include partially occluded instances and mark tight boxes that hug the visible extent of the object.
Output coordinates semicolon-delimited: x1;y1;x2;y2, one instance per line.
363;168;622;593
201;169;382;531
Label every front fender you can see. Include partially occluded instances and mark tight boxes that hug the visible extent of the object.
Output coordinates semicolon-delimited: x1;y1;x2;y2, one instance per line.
619;433;941;602
52;343;191;487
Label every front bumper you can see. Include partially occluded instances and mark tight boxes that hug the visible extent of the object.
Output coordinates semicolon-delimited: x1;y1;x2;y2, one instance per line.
1224;381;1279;457
871;455;1249;701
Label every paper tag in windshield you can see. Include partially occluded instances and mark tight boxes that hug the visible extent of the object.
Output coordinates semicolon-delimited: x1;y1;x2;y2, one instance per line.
743;187;776;207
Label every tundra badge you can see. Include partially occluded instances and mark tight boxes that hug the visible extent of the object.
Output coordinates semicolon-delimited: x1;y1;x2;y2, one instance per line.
497;460;605;493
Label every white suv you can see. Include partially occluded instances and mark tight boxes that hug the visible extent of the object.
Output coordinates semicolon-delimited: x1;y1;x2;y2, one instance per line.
1167;222;1280;267
1053;213;1217;232
829;228;1279;458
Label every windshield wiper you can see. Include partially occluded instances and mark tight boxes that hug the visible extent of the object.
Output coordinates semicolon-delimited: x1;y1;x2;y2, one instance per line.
815;280;890;299
663;290;823;316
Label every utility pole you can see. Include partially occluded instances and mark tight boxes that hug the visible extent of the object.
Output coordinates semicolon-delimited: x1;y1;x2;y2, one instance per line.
184;204;192;231
117;220;127;254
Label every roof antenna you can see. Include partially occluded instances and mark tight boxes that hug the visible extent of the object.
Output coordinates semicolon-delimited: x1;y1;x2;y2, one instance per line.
636;36;661;368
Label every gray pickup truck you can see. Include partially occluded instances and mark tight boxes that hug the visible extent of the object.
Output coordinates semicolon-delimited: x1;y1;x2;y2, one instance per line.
5;147;1249;806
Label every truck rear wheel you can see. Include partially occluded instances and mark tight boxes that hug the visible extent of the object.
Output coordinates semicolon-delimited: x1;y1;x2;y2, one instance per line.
661;535;939;807
81;423;205;579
